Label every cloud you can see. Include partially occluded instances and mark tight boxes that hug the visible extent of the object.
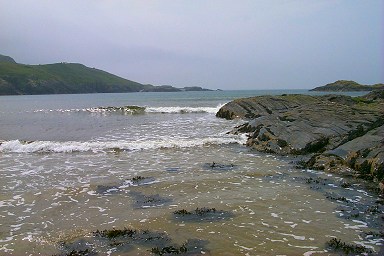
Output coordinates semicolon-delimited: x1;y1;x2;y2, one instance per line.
0;0;383;89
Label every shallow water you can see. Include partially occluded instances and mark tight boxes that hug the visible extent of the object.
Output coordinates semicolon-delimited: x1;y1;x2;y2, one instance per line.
0;91;382;255
1;145;383;255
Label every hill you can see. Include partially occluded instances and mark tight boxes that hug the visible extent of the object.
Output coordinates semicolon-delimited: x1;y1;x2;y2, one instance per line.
310;80;384;92
0;55;212;95
0;60;150;95
0;54;17;63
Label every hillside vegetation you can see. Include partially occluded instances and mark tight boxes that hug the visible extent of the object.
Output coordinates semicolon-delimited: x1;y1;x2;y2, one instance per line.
0;56;148;95
0;54;212;95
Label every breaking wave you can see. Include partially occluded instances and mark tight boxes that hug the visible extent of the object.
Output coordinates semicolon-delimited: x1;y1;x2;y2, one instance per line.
0;135;246;153
33;104;224;115
145;105;222;114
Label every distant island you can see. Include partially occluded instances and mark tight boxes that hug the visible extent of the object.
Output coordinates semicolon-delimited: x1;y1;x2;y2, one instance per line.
0;54;213;95
311;80;384;92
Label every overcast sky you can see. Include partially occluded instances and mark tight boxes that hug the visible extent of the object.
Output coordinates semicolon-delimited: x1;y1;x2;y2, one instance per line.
1;0;383;89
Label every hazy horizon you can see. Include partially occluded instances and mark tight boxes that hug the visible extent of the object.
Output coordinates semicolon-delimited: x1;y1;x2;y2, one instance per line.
1;0;383;90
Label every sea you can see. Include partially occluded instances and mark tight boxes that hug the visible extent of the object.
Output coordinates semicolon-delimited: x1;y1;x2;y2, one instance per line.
0;90;382;255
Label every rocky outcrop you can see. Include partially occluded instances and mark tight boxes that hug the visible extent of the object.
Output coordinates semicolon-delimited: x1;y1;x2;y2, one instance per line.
217;91;384;191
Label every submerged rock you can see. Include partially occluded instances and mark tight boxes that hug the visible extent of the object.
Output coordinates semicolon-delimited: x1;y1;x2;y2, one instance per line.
217;92;384;190
130;191;172;208
94;184;120;195
202;162;236;171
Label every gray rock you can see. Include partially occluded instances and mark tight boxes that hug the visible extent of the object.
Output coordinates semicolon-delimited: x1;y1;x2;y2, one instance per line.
217;92;384;189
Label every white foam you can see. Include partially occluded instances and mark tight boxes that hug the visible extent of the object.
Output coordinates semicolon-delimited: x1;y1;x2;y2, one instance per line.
0;135;243;153
279;232;306;240
146;105;223;114
344;220;368;229
271;213;279;218
34;104;224;115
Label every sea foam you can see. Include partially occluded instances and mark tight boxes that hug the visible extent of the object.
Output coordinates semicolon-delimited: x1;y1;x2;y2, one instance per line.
0;135;244;153
34;104;225;115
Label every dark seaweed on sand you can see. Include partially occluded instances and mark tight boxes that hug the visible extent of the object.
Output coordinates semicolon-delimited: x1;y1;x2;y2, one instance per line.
173;207;234;222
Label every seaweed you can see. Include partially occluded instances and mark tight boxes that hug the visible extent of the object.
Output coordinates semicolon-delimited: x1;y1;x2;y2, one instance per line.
173;209;192;215
173;207;216;216
305;177;327;185
356;160;374;181
173;207;233;222
52;249;96;256
341;182;352;188
276;139;288;147
93;227;137;239
52;249;95;256
365;205;382;214
216;109;234;120
195;207;216;215
131;176;146;182
302;137;330;154
326;237;372;255
364;231;384;238
66;249;94;256
235;123;259;132
291;137;330;155
93;227;172;250
54;239;96;256
150;244;187;255
326;194;348;202
124;176;156;186
303;176;328;190
151;239;209;255
54;228;209;255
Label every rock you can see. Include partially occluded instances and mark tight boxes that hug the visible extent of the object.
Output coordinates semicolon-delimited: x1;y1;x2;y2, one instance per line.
217;93;384;186
380;182;384;194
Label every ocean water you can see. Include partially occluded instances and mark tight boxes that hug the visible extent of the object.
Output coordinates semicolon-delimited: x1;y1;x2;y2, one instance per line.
0;90;382;255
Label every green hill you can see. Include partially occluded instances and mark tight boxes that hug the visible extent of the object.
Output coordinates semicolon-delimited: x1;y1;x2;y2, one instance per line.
0;54;16;63
310;80;384;92
0;58;150;95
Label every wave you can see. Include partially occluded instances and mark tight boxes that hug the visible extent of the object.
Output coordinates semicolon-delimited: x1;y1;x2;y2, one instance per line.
0;135;246;153
145;105;222;114
33;104;225;115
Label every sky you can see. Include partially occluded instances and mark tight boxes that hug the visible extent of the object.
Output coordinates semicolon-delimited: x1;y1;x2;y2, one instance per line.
1;0;383;90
